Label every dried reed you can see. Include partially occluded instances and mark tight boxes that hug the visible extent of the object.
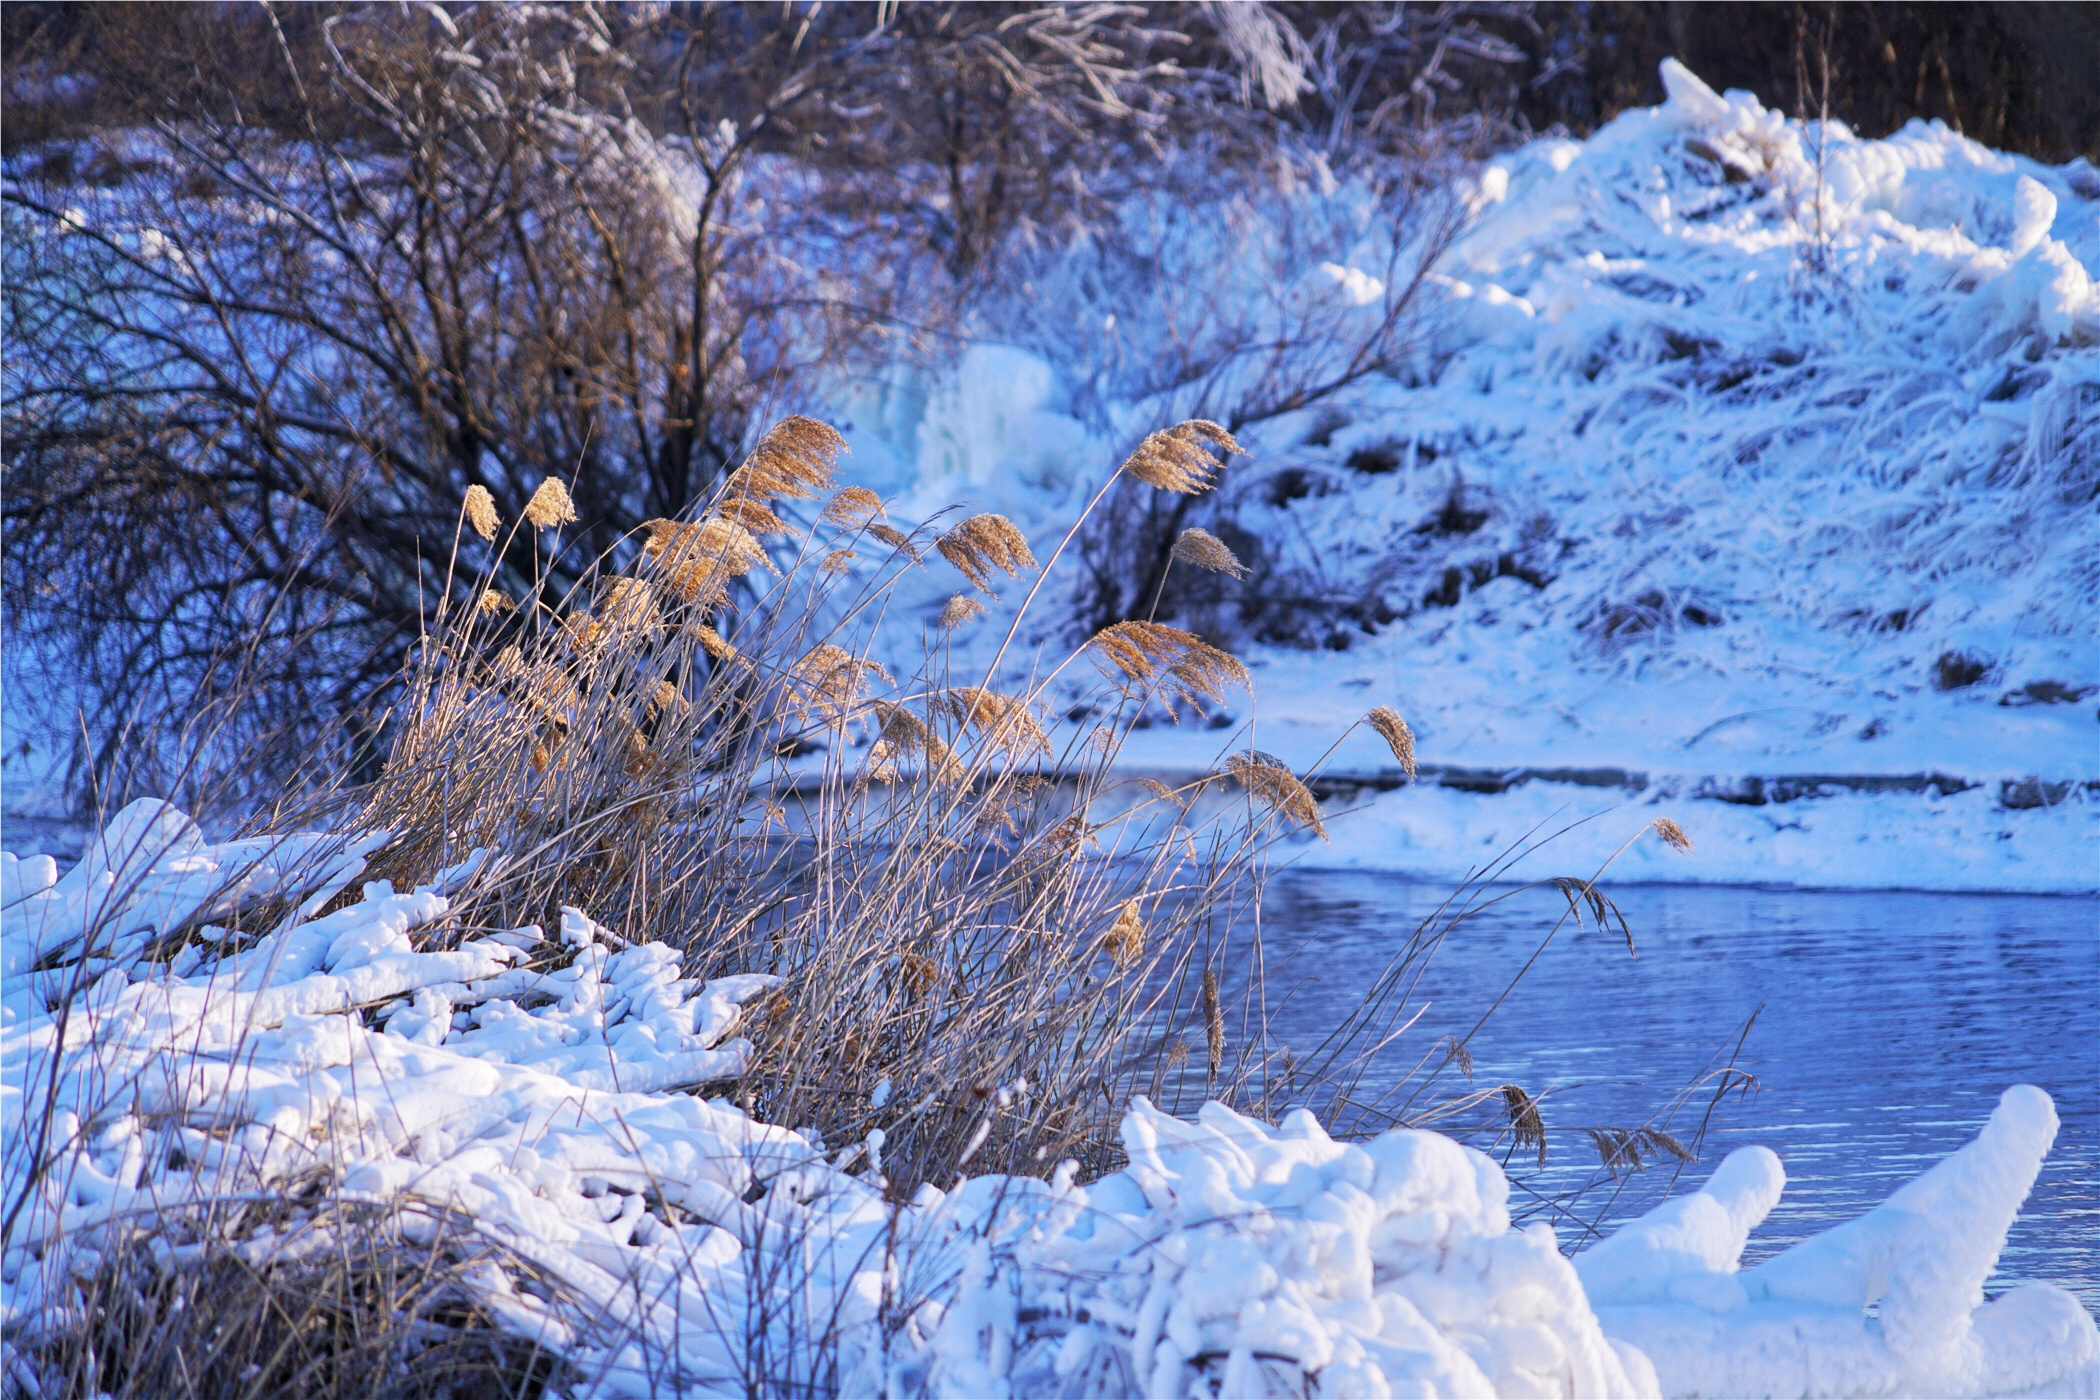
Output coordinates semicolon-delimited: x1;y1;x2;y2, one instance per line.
866;522;918;558
1367;705;1417;777
1088;621;1250;708
717;495;797;539
943;686;1050;759
790;644;890;721
1170;526;1249;578
1104;898;1145;969
1202;968;1224;1078
727;415;847;503
1120;419;1245;494
937;594;987;629
1502;1084;1547;1167
1224;750;1328;839
523;476;577;529
1651;817;1695;852
819;486;886;529
936;513;1037;594
463;483;500;541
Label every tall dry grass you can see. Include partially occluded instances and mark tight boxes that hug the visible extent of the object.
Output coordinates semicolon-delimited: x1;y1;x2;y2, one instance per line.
5;413;1720;1394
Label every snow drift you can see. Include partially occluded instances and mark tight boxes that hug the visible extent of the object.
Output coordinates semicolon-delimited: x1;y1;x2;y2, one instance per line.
4;803;2095;1397
839;60;2098;893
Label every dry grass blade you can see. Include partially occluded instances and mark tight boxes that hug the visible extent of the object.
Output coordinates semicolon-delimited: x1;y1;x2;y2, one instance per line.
1088;621;1249;709
944;686;1049;758
643;516;772;602
937;593;987;629
819;485;885;529
523;476;577;529
727;415;847;502
21;1199;575;1400
936;513;1037;594
1503;1084;1547;1166
1652;817;1695;853
1120;418;1246;493
1202;968;1224;1078
717;495;797;539
869;700;960;780
791;643;891;720
1171;526;1249;578
1104;898;1145;969
1223;750;1327;839
866;521;919;559
463;483;500;541
1367;705;1417;777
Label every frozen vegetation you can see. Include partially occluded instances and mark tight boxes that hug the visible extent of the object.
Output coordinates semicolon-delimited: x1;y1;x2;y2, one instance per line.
844;61;2098;893
3;55;2096;1400
3;804;2095;1397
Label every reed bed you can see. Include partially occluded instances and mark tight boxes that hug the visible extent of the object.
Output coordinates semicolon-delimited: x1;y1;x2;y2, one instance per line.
5;414;1720;1396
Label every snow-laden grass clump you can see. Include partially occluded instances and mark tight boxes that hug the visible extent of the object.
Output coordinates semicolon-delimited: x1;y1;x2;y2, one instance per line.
4;805;2097;1396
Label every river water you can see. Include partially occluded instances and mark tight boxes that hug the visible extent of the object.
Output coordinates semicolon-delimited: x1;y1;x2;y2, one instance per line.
1245;871;2098;1308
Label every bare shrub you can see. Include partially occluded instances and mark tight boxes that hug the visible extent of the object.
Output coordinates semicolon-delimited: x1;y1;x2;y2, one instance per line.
17;1195;577;1400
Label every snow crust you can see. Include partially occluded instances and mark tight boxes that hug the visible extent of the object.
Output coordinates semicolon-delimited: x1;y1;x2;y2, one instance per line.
833;61;2098;893
4;806;2094;1396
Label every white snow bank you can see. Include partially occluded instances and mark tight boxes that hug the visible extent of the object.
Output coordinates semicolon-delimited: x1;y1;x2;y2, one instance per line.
5;808;2095;1396
827;60;2097;894
1587;1086;2100;1398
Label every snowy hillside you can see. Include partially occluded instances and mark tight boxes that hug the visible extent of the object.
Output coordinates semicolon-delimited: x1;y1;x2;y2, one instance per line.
5;806;2096;1397
839;61;2098;893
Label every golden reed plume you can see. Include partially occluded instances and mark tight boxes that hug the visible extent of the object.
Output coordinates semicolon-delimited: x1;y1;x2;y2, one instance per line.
727;416;848;503
1171;527;1249;579
1089;621;1249;709
1366;706;1417;778
936;514;1036;595
463;484;500;541
523;477;577;529
819;486;886;530
944;686;1049;759
937;594;987;629
1224;750;1327;840
1104;899;1145;969
1121;420;1245;494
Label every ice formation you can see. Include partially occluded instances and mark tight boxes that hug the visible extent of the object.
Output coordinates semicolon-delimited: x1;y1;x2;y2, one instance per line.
4;804;2095;1396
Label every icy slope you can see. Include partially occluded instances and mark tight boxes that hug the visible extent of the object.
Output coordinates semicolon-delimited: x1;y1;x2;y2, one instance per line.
832;61;2097;891
4;806;2097;1396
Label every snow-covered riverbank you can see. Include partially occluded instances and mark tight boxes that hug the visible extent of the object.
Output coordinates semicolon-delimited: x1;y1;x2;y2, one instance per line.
4;803;2095;1397
822;60;2098;896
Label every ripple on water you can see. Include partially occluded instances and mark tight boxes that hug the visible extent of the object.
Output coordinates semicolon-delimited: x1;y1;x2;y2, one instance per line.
1245;872;2099;1309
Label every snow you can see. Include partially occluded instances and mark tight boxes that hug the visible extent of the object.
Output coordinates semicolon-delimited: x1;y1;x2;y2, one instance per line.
827;61;2097;894
4;806;2096;1396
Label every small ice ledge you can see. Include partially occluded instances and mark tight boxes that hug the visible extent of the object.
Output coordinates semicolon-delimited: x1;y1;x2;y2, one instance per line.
1581;1084;2100;1398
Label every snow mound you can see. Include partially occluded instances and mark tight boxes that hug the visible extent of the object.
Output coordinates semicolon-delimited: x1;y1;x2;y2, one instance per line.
5;808;2095;1395
842;58;2097;891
